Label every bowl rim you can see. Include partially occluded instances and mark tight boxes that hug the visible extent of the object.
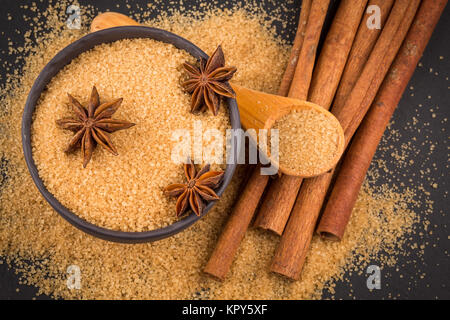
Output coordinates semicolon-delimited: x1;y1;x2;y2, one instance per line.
21;26;241;243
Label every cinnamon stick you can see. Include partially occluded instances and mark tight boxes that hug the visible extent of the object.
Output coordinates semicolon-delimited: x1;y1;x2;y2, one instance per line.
288;0;331;100
271;0;421;280
253;0;331;234
334;0;420;133
203;167;269;280
333;0;394;110
317;0;447;241
278;0;312;96
203;1;312;281
254;0;366;235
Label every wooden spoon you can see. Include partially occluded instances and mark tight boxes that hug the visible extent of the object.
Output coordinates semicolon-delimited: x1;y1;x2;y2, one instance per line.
90;12;345;177
231;85;344;177
90;12;140;31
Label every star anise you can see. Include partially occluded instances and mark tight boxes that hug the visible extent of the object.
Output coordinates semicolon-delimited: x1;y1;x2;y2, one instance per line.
165;160;224;217
56;86;135;168
182;45;237;116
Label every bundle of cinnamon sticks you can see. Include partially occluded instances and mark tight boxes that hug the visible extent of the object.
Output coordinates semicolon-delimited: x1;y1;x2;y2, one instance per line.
204;0;447;281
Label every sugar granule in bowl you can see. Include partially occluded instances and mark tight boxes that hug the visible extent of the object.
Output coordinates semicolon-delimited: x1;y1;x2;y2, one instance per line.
31;38;230;232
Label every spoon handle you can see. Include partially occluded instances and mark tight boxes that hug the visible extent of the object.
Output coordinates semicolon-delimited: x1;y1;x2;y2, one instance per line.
91;12;140;32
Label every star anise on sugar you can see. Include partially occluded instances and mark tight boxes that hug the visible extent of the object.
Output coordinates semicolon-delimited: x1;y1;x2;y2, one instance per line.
165;160;224;217
56;86;135;168
182;45;237;116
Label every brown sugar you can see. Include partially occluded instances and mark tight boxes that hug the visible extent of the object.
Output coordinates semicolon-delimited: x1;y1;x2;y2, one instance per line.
271;109;341;176
0;1;436;300
31;38;230;231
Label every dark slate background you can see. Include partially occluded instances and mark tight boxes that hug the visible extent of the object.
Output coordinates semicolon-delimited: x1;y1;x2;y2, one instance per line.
0;0;448;300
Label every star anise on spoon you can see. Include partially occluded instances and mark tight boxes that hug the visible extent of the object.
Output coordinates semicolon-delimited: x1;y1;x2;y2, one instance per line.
56;86;135;168
182;45;237;116
165;159;224;217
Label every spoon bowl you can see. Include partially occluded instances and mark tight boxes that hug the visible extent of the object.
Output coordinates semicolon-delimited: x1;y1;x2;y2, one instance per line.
231;84;345;177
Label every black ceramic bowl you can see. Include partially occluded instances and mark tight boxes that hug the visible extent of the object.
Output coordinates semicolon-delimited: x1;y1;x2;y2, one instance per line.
21;26;241;243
